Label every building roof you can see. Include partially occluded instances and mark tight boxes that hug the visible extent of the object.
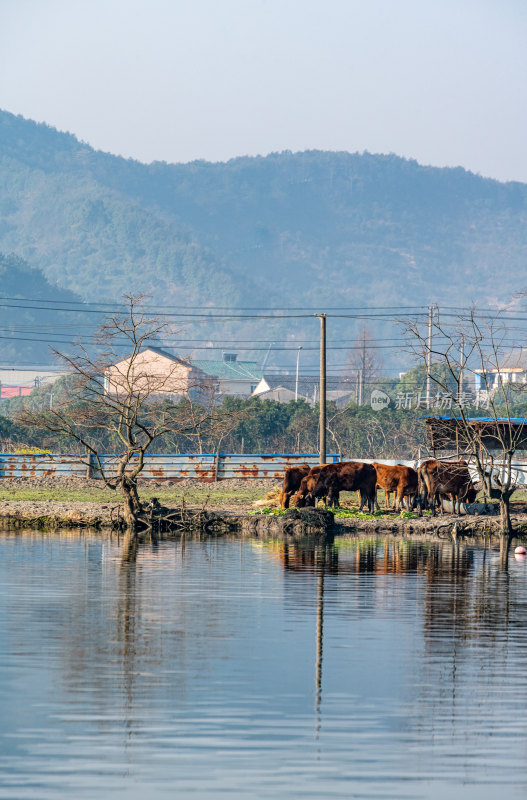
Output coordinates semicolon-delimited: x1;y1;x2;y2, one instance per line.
192;359;262;381
256;386;312;404
257;375;319;394
140;346;193;367
111;346;194;370
0;386;32;398
254;375;356;405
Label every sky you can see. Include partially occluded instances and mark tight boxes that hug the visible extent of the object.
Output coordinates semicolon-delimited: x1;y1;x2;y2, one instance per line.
1;0;526;182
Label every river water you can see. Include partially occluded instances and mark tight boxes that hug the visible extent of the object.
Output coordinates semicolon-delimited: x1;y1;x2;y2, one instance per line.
0;531;526;799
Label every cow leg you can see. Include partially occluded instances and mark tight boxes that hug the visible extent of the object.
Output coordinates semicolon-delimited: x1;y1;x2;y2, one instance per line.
283;492;290;509
358;489;366;512
430;493;437;517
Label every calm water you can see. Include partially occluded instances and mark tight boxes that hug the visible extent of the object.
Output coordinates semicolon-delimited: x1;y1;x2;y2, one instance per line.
1;531;527;799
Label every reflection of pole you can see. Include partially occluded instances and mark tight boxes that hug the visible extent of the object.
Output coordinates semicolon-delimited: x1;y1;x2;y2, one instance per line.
314;549;325;738
317;314;327;464
119;531;139;721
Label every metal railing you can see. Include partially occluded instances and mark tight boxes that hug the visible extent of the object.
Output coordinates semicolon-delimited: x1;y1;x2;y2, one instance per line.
0;453;341;481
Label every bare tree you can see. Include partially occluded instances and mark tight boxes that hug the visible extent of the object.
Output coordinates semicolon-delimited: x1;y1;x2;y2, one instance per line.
341;324;383;405
406;306;527;541
17;296;216;532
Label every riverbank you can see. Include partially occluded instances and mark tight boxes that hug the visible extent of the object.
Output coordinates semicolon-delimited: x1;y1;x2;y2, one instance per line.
1;497;526;539
1;476;526;538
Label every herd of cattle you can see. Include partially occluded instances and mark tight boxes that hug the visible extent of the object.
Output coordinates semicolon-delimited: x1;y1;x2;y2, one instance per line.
281;460;478;516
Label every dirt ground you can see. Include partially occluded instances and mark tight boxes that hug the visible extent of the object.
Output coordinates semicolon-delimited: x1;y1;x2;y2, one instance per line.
0;476;278;526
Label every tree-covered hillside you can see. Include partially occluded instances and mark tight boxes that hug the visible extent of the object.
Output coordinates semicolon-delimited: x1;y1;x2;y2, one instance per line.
0;252;85;363
1;108;527;367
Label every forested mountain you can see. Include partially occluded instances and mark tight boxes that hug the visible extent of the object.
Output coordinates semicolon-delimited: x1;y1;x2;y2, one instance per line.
1;108;527;366
0;252;84;363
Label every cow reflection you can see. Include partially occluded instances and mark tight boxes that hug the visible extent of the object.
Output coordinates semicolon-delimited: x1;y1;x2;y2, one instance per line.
280;540;339;574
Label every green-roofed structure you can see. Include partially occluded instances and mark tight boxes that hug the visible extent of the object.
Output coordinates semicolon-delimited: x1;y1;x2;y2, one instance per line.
192;353;262;397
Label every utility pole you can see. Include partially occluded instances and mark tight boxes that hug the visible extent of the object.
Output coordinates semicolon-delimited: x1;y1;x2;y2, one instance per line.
426;305;433;409
361;329;366;405
358;368;363;406
316;314;326;464
459;334;465;398
295;345;303;401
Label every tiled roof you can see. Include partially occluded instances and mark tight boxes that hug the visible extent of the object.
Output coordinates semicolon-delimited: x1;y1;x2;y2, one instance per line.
141;346;192;367
192;359;263;381
256;386;312;404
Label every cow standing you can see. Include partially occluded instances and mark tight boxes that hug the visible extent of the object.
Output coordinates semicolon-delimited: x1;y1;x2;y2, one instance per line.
300;462;377;511
417;459;477;516
372;463;418;511
293;465;329;508
280;464;311;509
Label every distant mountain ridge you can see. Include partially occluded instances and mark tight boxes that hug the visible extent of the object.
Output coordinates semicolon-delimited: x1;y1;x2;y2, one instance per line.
1;108;527;366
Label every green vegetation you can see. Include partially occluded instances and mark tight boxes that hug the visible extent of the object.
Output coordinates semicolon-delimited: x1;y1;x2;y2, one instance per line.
4;386;527;459
0;483;265;505
1;393;429;457
0;253;84;363
251;505;424;520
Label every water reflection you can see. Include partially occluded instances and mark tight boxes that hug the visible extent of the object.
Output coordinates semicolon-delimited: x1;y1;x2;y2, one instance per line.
1;531;527;799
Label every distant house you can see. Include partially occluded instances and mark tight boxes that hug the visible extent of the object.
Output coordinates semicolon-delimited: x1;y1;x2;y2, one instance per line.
0;365;68;400
252;375;356;407
191;353;262;397
105;346;210;399
106;348;262;401
0;386;33;399
475;349;527;394
256;386;312;404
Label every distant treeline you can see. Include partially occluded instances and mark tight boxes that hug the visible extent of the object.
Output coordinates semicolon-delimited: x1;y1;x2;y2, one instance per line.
0;397;426;458
3;363;527;458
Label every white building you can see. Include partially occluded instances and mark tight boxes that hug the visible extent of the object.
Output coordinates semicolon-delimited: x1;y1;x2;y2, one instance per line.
475;348;527;394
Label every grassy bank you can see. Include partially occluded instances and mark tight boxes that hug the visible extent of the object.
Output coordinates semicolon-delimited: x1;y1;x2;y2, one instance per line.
0;482;268;506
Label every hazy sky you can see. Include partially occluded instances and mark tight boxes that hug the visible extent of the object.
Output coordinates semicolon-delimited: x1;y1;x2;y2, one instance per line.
1;0;526;182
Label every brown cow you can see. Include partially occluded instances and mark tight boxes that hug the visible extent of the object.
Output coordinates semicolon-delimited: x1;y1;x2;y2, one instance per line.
280;464;311;509
307;461;377;511
372;463;418;511
417;459;476;516
293;465;329;508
